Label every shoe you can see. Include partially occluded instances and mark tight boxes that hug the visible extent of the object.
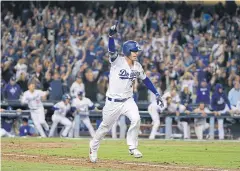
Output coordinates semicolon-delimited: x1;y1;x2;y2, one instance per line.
89;142;98;163
129;148;143;158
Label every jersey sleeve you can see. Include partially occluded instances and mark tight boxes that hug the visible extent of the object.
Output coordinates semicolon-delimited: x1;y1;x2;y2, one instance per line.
137;63;146;80
21;92;28;104
38;90;47;97
71;99;76;107
109;52;121;65
87;98;94;107
53;102;63;113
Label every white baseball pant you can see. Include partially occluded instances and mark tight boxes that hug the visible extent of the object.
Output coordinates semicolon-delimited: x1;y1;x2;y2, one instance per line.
69;115;95;138
148;104;160;139
91;98;140;151
177;121;190;139
49;114;72;137
30;107;49;137
0;128;14;137
111;115;127;139
194;122;209;140
217;104;237;140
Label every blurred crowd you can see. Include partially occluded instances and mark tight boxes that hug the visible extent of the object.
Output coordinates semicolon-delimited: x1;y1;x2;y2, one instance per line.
1;1;240;107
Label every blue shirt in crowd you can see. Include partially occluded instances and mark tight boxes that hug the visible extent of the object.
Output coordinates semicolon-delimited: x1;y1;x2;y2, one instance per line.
3;83;22;100
19;125;32;136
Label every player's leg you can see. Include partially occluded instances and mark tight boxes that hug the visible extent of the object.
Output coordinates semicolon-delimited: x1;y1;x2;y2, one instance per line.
68;120;75;138
90;101;122;154
148;105;160;139
60;117;72;137
30;111;46;137
218;105;229;140
119;115;127;139
122;98;142;157
89;103;121;163
48;114;60;137
194;125;203;140
217;119;224;140
0;128;14;137
82;116;95;137
111;120;118;138
178;121;189;139
38;108;49;132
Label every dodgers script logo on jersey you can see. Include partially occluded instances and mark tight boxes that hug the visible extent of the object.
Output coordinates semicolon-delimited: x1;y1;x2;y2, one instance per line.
119;69;140;81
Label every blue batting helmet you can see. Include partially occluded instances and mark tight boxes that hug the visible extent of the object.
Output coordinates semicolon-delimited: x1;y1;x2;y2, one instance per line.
62;94;71;102
122;40;141;57
77;91;84;96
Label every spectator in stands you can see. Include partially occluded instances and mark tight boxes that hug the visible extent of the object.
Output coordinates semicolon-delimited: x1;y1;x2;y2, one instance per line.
60;64;72;94
180;85;193;111
196;79;211;105
193;102;210;140
49;72;64;101
1;79;6;100
14;58;28;80
1;58;14;83
19;118;35;137
31;64;44;83
228;81;240;109
70;75;85;98
180;72;196;94
17;72;28;92
83;67;102;102
211;83;233;140
3;76;22;100
42;71;52;91
97;75;108;102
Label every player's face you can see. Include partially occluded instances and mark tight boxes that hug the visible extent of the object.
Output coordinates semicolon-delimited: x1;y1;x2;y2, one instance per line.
65;99;70;104
129;51;138;61
219;88;223;93
167;97;172;104
28;83;35;92
199;103;205;110
78;95;83;100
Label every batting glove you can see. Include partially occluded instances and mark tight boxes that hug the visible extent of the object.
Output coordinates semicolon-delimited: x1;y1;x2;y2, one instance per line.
156;94;164;108
108;21;119;37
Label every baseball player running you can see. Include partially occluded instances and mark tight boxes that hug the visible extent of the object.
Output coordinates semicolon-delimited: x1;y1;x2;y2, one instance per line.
70;91;96;138
89;22;164;163
21;82;49;137
48;94;72;137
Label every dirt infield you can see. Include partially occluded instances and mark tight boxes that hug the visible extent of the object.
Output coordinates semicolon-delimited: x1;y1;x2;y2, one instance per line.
1;141;234;171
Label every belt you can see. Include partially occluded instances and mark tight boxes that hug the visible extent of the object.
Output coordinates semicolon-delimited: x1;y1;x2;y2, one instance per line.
107;97;129;102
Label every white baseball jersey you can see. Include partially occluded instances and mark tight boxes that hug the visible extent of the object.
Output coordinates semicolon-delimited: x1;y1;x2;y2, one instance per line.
106;56;146;99
21;90;47;109
70;82;85;97
71;97;94;115
53;101;71;117
194;108;211;125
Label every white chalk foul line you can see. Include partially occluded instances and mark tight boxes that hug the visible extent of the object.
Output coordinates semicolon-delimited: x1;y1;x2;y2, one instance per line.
3;153;230;171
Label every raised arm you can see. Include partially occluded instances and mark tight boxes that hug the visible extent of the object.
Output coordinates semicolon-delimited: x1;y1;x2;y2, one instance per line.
108;21;119;63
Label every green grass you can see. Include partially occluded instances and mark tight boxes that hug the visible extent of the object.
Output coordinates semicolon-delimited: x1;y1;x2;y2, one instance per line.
2;138;240;170
2;160;127;171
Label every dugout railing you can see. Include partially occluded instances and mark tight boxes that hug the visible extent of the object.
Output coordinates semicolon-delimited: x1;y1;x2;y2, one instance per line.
1;100;240;140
